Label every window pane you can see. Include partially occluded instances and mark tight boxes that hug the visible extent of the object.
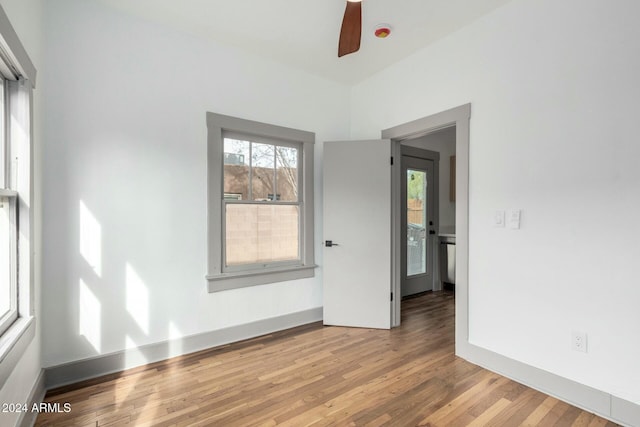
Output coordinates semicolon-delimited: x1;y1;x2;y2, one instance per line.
407;169;427;276
225;204;299;266
0;197;11;317
251;143;275;201
276;146;298;202
0;79;4;188
223;138;250;200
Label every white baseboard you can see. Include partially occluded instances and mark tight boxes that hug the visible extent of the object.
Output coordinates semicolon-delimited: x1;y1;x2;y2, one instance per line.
45;307;322;390
613;396;640;427
458;341;640;427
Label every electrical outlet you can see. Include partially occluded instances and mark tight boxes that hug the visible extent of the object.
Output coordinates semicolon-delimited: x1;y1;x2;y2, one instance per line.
572;331;588;353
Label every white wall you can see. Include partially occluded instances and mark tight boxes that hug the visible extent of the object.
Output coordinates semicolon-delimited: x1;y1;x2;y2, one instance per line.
0;0;43;425
403;127;456;228
28;0;640;413
41;0;350;367
352;0;640;405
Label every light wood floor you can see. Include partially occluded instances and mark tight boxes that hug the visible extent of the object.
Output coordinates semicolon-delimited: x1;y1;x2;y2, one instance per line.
37;291;618;426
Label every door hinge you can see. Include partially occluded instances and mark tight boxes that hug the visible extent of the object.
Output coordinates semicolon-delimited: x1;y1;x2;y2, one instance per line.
390;156;394;165
391;292;394;301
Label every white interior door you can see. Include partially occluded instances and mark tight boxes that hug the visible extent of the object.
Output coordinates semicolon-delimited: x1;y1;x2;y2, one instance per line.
323;139;391;329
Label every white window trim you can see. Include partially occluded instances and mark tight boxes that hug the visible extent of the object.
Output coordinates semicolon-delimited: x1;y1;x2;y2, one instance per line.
206;113;316;292
0;4;36;390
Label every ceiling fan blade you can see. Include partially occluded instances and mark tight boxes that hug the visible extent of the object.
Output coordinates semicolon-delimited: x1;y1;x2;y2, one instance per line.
338;1;362;57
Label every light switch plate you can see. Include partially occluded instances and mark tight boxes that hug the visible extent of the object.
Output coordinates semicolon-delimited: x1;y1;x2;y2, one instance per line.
507;209;521;229
494;210;505;227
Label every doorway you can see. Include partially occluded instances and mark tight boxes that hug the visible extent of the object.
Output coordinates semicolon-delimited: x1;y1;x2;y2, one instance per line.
382;104;470;348
320;103;470;342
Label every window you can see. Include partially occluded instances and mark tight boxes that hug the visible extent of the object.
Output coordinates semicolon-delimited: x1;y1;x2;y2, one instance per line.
207;113;315;291
0;77;19;337
0;3;36;389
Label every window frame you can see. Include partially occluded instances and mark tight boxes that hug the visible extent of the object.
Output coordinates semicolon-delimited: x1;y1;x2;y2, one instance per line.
206;113;316;292
0;3;37;390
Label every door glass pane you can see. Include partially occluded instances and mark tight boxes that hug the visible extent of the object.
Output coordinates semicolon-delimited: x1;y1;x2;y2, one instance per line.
225;204;299;266
223;138;250;200
407;169;427;276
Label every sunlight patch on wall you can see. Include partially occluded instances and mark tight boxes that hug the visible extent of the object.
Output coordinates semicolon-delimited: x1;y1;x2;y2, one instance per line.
79;279;101;353
126;263;149;335
79;200;102;277
168;321;183;358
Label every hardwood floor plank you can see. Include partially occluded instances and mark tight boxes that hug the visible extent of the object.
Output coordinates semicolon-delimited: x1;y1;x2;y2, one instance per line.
36;291;618;427
466;397;512;426
538;400;572;426
417;374;509;426
521;396;558;426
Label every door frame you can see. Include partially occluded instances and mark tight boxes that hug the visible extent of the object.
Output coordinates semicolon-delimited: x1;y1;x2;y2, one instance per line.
382;104;470;354
400;146;440;297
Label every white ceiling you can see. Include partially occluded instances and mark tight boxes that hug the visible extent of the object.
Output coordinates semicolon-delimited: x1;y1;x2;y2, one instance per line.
94;0;513;85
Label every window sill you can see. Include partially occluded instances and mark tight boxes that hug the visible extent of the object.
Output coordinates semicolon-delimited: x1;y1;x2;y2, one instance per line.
207;264;317;292
0;316;35;389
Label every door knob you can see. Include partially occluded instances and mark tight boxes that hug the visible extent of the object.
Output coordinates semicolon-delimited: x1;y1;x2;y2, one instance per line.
429;230;436;235
325;240;339;247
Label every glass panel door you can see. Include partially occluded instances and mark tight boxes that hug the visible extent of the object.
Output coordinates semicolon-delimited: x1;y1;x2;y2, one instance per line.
400;151;435;298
